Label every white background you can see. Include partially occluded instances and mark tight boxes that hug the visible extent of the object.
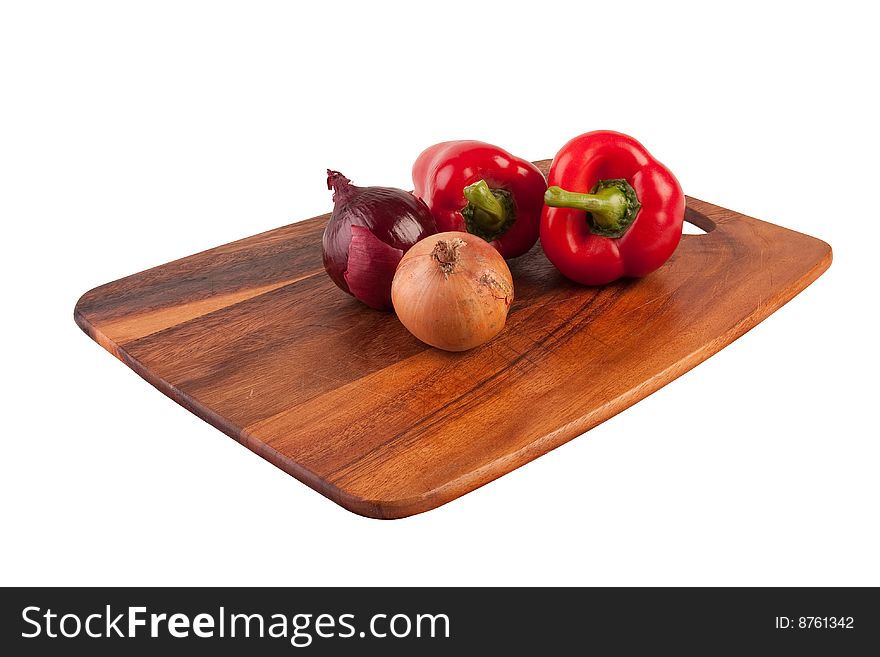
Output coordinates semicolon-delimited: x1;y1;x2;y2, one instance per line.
1;1;877;586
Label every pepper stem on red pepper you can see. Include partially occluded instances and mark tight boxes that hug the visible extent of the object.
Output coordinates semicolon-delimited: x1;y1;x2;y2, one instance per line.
544;179;641;239
461;180;517;242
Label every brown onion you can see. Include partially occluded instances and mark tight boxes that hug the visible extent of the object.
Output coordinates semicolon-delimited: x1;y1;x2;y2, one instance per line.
391;231;514;351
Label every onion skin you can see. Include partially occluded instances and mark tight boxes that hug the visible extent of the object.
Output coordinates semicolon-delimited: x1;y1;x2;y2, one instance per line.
392;231;514;352
343;226;404;309
322;170;437;310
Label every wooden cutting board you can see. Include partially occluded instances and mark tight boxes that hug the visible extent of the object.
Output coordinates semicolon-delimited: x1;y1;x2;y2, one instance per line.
75;160;831;518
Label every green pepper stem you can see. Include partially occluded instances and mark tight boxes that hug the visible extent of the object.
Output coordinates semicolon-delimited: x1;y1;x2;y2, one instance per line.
544;185;628;230
544;179;641;238
463;180;506;231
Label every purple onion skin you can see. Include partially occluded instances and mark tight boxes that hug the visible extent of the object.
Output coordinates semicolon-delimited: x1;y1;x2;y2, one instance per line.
322;170;437;309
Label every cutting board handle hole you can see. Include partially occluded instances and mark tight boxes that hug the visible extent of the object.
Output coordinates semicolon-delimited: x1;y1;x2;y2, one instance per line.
683;208;715;235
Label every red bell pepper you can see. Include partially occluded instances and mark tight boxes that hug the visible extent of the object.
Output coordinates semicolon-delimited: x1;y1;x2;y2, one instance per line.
540;131;685;286
412;141;547;258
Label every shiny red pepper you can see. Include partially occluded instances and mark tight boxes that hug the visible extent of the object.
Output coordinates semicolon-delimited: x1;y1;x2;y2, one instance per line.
412;141;547;258
540;131;685;285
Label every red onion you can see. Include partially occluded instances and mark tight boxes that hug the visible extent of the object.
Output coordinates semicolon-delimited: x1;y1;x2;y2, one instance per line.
322;170;437;309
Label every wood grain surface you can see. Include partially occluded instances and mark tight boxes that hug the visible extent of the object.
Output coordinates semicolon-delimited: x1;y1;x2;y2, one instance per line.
74;160;832;518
